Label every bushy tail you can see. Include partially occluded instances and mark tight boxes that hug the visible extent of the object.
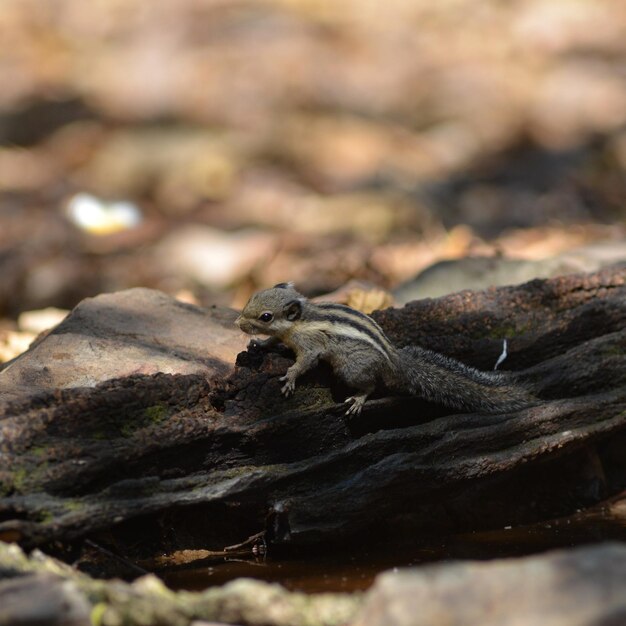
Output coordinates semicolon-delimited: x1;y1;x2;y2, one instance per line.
397;345;536;414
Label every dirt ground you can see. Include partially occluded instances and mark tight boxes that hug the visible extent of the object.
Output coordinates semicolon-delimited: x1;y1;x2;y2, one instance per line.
1;0;625;351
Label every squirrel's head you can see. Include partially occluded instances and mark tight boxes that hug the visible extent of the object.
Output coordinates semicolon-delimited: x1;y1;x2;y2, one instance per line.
236;282;306;337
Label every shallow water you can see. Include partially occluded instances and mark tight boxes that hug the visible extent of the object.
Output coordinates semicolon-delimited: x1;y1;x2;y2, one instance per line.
161;495;626;593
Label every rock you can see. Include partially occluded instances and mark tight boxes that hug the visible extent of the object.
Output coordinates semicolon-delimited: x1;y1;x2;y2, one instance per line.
0;268;624;562
0;542;362;626
0;574;90;626
0;288;247;404
354;543;626;626
394;240;626;303
3;532;626;626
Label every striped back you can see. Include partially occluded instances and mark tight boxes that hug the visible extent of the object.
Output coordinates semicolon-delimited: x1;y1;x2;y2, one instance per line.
305;303;397;363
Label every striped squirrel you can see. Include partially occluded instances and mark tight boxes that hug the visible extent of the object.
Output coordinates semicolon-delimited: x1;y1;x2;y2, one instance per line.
236;283;536;415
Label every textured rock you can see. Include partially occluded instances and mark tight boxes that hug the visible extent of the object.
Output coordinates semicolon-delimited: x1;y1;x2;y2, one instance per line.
0;268;624;561
0;288;246;404
355;543;626;626
393;241;626;303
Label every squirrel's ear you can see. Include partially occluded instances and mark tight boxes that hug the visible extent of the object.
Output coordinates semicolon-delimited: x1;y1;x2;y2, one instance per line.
274;282;295;289
283;298;303;321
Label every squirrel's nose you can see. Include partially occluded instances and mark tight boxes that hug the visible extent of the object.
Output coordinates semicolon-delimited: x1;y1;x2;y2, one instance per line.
235;315;242;328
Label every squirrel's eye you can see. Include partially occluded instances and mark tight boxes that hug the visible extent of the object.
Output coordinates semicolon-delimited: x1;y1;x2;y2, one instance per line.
259;312;273;322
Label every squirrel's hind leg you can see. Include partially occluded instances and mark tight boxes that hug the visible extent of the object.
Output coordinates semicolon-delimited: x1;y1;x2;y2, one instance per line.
344;388;373;415
332;347;379;415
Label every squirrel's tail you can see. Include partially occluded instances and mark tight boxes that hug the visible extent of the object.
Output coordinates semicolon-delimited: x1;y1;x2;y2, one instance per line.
397;345;536;414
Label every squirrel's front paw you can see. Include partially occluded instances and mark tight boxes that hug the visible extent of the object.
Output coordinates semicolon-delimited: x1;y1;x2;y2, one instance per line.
280;374;296;397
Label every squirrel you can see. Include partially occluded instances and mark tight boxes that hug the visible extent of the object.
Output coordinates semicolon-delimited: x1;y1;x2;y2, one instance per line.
236;283;537;416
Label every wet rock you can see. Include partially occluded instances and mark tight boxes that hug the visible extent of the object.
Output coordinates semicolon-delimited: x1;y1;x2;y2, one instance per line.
3;530;626;626
0;542;362;626
355;543;626;626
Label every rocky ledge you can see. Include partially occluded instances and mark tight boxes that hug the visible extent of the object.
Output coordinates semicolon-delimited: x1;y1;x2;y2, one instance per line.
0;267;624;568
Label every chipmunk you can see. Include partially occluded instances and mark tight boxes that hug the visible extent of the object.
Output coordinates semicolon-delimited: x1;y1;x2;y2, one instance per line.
236;283;536;415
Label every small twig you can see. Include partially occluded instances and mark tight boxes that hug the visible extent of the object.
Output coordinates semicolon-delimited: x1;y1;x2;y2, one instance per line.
223;531;266;553
84;539;149;576
224;556;267;567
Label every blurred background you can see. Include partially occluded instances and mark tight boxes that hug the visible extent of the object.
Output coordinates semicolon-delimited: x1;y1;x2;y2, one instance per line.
1;0;626;356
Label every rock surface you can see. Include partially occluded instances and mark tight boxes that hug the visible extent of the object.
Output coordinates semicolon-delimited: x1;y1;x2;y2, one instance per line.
394;241;626;303
356;543;626;626
0;574;91;626
2;538;626;626
0;268;624;561
0;288;246;405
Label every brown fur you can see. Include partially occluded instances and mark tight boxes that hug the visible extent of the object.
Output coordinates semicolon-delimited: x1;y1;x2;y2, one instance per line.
237;284;537;415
